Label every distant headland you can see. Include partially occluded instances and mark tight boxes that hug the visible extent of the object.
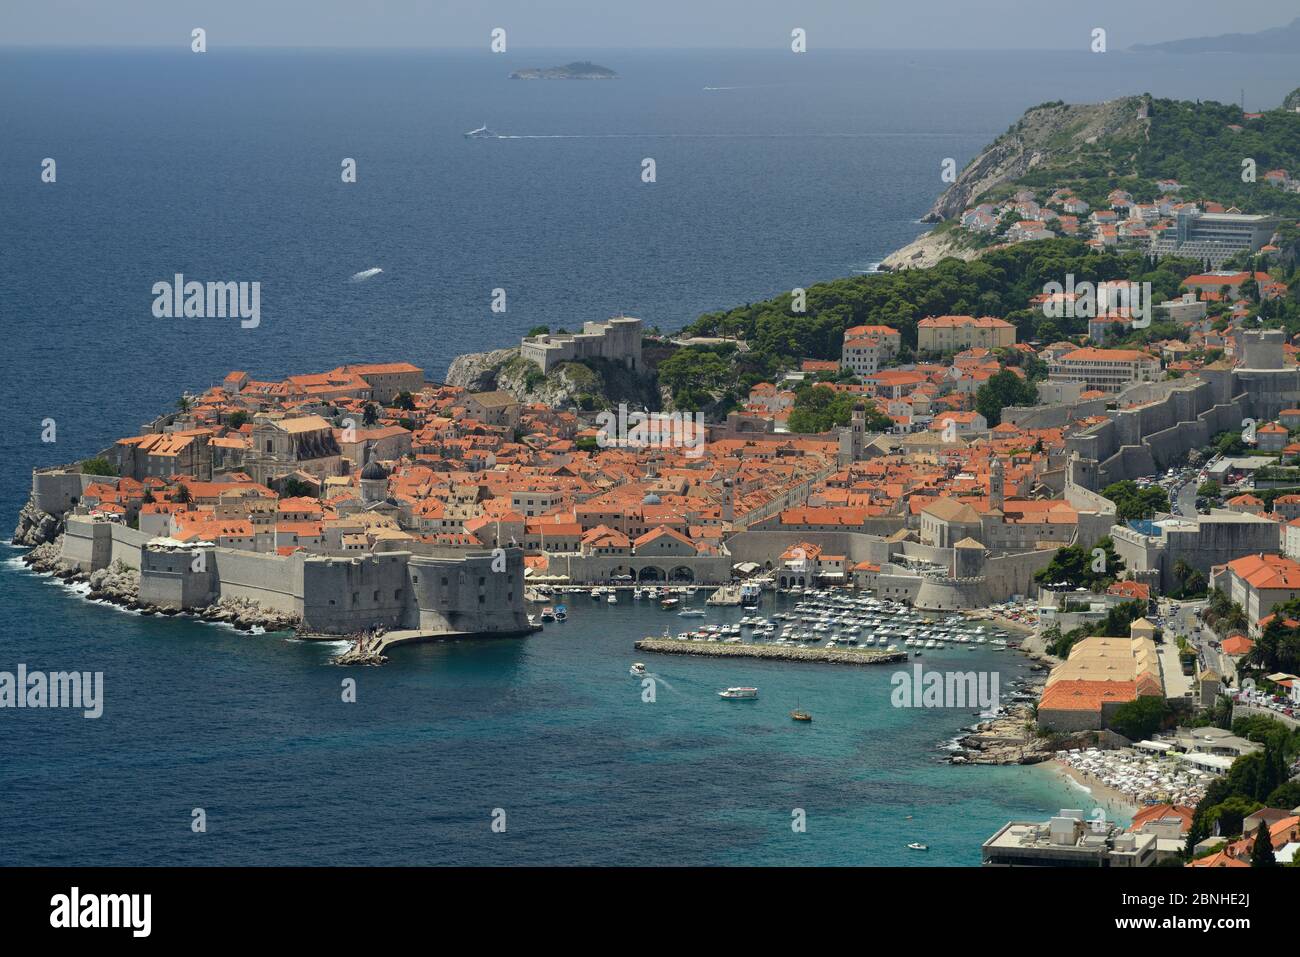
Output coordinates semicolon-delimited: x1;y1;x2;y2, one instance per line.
509;61;618;80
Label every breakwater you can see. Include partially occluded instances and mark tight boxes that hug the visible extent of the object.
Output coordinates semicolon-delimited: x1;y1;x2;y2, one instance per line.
634;637;906;665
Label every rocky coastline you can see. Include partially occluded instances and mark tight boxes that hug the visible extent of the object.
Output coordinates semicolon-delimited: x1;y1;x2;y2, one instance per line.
331;630;390;666
13;498;64;548
19;533;300;634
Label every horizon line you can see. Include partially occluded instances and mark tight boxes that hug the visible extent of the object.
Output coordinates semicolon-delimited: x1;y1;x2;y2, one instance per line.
0;42;1235;54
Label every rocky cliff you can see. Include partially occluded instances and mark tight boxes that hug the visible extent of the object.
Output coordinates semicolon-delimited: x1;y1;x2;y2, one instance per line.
919;95;1149;223
445;348;660;412
13;498;63;547
880;227;982;271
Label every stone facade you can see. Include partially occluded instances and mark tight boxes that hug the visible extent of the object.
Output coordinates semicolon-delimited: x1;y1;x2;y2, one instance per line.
519;315;643;374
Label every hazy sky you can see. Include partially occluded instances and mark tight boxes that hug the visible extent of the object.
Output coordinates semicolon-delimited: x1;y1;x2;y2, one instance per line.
1;1;1296;49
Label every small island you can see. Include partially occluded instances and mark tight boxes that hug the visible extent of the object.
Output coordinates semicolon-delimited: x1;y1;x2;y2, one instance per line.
509;61;617;81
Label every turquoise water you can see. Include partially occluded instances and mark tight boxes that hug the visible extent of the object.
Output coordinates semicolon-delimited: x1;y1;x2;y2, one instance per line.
0;558;1110;865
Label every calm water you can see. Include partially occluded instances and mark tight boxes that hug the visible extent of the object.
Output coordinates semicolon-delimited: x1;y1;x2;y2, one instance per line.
1;564;1104;865
2;47;1294;864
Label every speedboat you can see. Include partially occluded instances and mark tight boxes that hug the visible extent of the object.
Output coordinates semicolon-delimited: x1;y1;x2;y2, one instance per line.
540;607;556;622
718;687;759;700
607;593;618;604
463;124;496;138
678;608;705;618
907;842;928;852
630;663;648;677
553;604;567;622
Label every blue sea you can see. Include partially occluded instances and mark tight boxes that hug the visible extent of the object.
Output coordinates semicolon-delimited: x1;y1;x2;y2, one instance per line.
1;47;1296;865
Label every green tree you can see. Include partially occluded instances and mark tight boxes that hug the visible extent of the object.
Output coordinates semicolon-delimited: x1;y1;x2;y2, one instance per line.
657;347;733;411
786;385;857;434
1102;480;1170;522
974;369;1037;427
1108;695;1170;741
80;457;118;477
278;478;316;499
1250;827;1278;867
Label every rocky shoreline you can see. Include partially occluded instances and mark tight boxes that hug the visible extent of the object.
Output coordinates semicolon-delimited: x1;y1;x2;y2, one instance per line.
13;498;64;548
331;630;390;666
19;533;301;634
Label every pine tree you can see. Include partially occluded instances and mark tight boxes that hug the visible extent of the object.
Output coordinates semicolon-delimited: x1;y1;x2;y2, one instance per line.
1250;826;1277;867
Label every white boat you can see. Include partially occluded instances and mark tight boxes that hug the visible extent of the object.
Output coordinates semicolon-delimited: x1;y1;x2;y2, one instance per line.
907;842;928;852
678;608;705;618
553;605;567;622
463;124;496;138
630;663;648;676
607;593;618;604
718;687;759;700
539;607;556;622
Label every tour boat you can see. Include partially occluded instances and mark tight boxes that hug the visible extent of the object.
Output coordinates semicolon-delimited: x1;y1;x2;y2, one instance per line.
630;663;648;677
740;582;762;607
540;607;556;622
660;597;680;609
718;687;759;700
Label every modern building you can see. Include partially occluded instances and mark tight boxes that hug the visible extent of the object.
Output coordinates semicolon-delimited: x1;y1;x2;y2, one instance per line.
1149;211;1279;267
983;809;1158;867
